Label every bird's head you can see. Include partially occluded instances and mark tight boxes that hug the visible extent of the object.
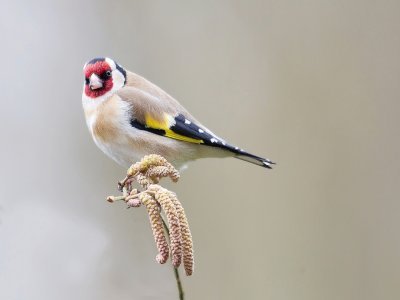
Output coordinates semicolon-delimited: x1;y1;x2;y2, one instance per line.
83;57;126;99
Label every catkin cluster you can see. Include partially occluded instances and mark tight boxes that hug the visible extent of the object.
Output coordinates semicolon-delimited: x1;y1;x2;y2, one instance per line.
109;154;194;276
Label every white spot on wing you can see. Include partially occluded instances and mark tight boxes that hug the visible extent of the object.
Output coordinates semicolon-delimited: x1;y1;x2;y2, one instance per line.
198;129;204;133
210;138;218;143
166;114;176;127
185;119;191;125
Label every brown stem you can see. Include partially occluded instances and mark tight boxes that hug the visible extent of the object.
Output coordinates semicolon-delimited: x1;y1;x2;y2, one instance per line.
162;217;184;300
173;267;184;300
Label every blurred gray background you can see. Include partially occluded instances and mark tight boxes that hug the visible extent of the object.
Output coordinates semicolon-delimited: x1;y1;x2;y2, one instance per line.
1;1;399;299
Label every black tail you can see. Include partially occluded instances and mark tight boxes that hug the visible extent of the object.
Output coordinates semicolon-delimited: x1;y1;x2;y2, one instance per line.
234;151;275;169
208;141;275;169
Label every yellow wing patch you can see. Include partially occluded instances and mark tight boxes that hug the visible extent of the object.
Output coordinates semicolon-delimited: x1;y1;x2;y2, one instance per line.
145;113;204;144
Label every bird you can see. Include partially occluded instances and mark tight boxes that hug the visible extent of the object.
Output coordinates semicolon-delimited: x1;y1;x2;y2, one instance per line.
82;57;275;170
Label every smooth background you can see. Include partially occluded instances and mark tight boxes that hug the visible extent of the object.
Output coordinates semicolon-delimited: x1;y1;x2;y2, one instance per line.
1;1;399;299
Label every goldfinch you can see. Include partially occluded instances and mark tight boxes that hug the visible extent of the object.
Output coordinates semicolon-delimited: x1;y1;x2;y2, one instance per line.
82;57;274;170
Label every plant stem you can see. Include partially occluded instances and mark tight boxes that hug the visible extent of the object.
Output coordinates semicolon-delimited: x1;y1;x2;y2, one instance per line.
162;217;184;300
173;266;184;300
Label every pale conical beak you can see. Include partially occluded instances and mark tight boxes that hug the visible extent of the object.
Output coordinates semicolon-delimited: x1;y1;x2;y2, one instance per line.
89;73;103;90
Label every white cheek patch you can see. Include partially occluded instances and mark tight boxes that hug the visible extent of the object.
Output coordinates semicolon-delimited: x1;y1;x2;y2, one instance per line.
105;57;116;69
112;70;125;90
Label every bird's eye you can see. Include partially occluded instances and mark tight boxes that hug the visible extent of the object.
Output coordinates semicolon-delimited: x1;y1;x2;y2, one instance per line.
85;77;89;85
100;70;112;80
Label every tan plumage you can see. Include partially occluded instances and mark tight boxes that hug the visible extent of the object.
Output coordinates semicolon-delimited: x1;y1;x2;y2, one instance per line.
82;57;274;169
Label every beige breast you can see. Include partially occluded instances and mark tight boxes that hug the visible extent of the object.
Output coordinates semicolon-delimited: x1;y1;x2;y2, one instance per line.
86;95;124;144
